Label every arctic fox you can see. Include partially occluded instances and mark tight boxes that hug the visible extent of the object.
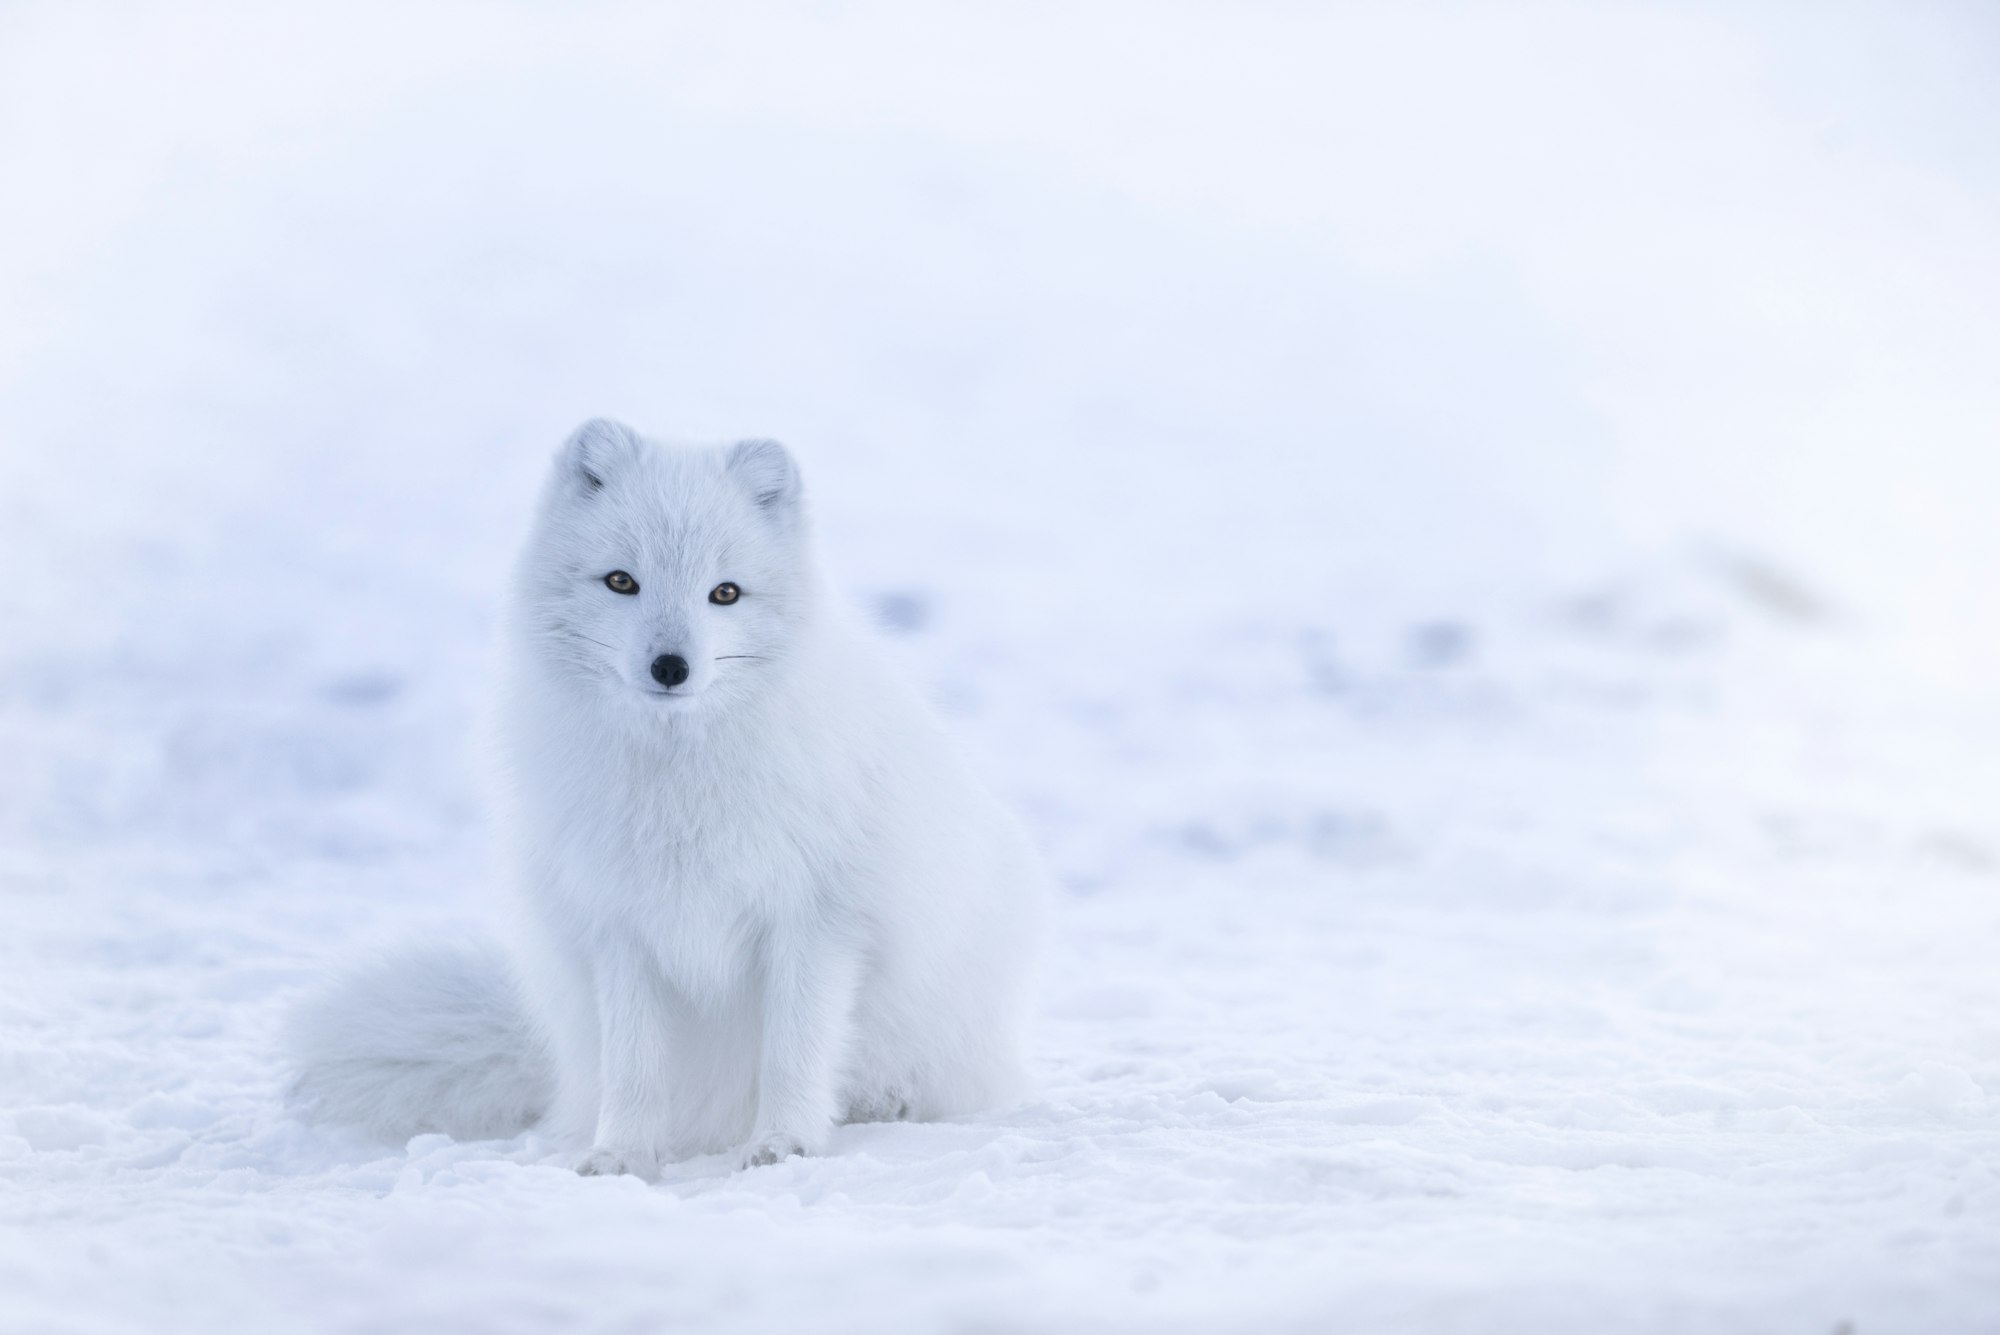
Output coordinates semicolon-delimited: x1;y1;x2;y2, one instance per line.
289;420;1045;1175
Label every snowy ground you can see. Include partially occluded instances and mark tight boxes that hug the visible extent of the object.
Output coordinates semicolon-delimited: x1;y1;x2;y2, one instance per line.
3;4;2000;1332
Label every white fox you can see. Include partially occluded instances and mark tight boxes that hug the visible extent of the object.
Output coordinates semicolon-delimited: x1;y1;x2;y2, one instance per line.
289;420;1045;1175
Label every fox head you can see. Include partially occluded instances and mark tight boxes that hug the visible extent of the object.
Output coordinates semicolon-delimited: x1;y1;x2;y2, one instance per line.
514;419;814;711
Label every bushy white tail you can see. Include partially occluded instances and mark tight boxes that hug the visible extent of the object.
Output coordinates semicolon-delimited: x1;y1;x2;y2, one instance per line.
286;940;552;1143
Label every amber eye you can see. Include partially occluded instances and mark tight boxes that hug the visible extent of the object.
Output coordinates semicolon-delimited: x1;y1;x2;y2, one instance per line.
604;571;639;595
709;582;741;605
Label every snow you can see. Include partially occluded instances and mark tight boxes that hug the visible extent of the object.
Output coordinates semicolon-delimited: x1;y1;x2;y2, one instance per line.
3;2;1999;1331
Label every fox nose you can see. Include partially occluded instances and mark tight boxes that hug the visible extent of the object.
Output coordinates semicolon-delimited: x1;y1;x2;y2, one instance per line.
650;654;690;688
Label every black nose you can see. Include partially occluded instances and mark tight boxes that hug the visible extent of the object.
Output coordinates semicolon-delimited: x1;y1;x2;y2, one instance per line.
650;654;690;688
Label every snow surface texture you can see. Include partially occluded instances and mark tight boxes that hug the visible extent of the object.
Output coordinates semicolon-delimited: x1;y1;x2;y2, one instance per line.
4;3;2000;1332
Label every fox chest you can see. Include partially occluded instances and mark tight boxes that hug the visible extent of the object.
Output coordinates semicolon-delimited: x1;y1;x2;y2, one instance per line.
549;777;832;990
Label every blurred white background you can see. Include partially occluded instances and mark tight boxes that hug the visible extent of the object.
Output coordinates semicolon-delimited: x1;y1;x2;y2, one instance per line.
6;2;2000;677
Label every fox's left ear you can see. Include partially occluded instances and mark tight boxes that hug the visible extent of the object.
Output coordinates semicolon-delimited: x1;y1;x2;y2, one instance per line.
725;439;801;516
557;418;643;495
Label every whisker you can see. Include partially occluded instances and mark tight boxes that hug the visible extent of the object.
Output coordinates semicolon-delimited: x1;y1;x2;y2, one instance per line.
553;628;620;653
714;654;769;661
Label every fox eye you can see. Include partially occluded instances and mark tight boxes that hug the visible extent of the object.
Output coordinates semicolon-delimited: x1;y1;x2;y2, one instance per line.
604;571;639;595
709;582;741;606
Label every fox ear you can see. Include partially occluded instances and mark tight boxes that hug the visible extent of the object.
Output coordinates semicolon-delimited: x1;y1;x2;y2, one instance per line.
725;438;801;515
558;418;641;493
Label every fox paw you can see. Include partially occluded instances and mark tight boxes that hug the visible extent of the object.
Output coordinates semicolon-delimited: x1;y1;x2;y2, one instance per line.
738;1133;809;1170
576;1146;659;1180
845;1092;911;1124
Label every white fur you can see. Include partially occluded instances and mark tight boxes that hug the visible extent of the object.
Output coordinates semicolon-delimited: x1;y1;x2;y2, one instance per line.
287;939;550;1142
287;420;1045;1175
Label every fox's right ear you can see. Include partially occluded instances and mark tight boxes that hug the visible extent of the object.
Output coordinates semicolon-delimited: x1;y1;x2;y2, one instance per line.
556;418;642;494
725;438;801;515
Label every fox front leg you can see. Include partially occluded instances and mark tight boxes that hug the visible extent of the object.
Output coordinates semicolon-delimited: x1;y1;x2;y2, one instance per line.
740;921;861;1169
575;939;675;1180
